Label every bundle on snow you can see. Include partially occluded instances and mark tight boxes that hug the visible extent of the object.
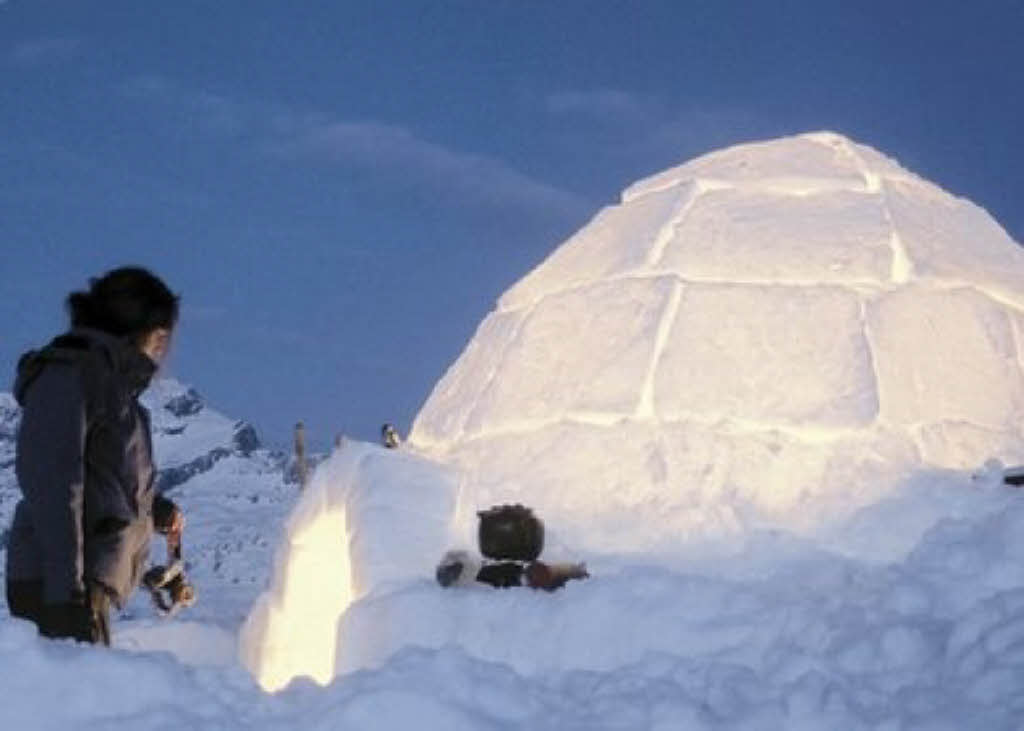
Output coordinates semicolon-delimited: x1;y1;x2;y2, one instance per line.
1006;466;1024;487
436;504;588;591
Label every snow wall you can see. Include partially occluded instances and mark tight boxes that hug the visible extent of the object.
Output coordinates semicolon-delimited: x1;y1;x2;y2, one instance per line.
241;132;1024;692
240;443;461;691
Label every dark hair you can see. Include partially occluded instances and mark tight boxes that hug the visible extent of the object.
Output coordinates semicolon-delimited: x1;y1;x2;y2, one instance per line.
66;267;179;338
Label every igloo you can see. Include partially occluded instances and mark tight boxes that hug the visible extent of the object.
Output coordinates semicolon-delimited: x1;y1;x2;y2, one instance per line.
409;131;1024;553
242;132;1024;691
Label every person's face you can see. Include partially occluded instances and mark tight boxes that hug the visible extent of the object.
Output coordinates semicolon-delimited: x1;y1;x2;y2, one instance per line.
139;327;172;365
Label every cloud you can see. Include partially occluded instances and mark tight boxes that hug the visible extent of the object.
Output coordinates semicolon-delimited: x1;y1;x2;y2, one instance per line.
546;90;658;129
546;88;775;171
275;121;590;220
121;75;591;222
8;37;82;66
120;76;255;136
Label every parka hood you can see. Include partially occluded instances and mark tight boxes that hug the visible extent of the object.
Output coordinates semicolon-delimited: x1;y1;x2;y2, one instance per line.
13;328;157;405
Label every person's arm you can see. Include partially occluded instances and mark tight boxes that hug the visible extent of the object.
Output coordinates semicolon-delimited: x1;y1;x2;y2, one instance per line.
16;363;88;605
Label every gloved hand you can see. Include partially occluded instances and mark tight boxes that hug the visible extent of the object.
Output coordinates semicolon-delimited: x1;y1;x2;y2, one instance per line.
152;494;184;535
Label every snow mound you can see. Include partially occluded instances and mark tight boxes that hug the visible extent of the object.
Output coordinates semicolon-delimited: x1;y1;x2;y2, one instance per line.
410;131;1024;554
240;442;459;691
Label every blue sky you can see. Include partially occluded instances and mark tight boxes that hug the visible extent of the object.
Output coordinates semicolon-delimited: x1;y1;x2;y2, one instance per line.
2;1;1022;448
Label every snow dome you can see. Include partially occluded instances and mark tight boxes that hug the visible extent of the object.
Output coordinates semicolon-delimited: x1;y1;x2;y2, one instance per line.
410;132;1024;554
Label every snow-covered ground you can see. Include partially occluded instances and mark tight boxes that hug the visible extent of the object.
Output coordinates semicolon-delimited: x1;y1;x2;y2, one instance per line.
3;133;1024;729
4;456;1024;729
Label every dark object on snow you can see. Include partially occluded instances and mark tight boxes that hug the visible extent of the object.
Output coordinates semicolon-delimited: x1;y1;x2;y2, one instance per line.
438;506;586;592
525;561;590;591
1005;466;1024;487
381;423;401;449
476;561;526;588
478;504;544;562
435;550;588;592
435;557;466;587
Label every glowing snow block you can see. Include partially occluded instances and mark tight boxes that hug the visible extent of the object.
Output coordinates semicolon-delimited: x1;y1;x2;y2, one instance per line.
456;420;659;510
448;421;736;555
449;419;919;555
657;189;892;283
653;421;918;533
1014;310;1024;373
239;443;457;691
335;589;459;675
868;287;1024;430
655;284;879;427
624;134;866;202
410;310;525;447
721;427;918;525
886;180;1024;309
499;183;697;310
344;451;458;598
464;277;675;435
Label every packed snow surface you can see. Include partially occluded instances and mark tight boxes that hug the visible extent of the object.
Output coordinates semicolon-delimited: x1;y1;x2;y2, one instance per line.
3;132;1024;729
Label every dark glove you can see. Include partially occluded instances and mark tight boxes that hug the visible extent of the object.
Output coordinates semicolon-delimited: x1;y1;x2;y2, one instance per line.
152;495;182;534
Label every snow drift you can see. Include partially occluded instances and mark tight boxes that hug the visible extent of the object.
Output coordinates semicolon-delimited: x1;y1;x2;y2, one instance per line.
243;132;1024;694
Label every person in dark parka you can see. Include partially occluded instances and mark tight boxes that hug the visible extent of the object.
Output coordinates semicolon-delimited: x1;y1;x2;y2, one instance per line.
5;267;184;645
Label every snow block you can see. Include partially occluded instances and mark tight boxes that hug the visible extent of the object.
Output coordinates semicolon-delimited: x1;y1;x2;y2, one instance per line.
885;180;1024;309
656;188;892;284
464;277;676;435
409;309;525;448
868;287;1024;431
623;133;867;202
499;183;696;311
443;420;918;556
917;422;1024;471
444;420;733;555
345;450;458;598
655;284;879;428
239;442;457;692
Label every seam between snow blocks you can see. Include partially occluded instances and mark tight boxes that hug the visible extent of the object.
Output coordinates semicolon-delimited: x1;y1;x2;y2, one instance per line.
458;309;529;443
839;140;915;285
452;410;880;448
1006;306;1024;379
644;183;702;268
495;270;906;319
636;279;684;420
857;296;885;429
